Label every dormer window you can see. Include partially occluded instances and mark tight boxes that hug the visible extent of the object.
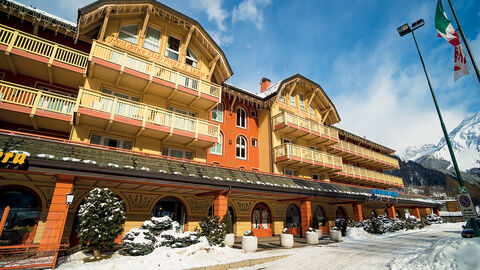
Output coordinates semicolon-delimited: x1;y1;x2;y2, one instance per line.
143;26;161;52
299;94;305;111
166;36;181;61
118;25;139;44
290;91;296;107
185;48;198;68
278;90;285;103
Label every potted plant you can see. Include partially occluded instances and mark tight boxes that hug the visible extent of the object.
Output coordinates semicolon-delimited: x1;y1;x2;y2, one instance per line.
305;227;318;245
280;228;294;248
241;230;257;252
329;226;342;242
312;214;323;240
222;212;235;247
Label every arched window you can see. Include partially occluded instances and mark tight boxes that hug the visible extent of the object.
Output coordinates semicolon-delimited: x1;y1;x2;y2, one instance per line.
285;204;301;228
210;132;223;155
211;103;224;122
313;206;326;228
252;203;270;230
236;136;247;159
336;206;346;219
236;107;246;128
152;197;186;230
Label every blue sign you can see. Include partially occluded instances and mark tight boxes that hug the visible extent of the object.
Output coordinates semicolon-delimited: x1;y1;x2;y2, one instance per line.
459;195;471;208
371;188;399;197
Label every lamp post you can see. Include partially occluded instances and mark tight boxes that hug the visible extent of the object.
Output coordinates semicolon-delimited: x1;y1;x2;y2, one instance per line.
66;193;75;205
397;19;480;237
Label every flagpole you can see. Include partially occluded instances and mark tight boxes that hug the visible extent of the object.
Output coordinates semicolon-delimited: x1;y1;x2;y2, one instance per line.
446;0;480;83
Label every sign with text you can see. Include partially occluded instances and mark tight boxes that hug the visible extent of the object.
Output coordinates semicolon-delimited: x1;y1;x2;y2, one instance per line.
371;188;399;198
457;193;478;218
0;152;28;170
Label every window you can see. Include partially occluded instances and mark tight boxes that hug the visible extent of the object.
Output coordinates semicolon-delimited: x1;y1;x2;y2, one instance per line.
167;106;196;117
90;134;133;150
185;48;198;68
299;94;305;111
236;107;246;128
283;169;296;176
251;138;258;147
278;90;286;103
309;104;315;115
210;133;223;155
118;25;139;44
211;103;223;122
250;110;257;118
236;136;247;159
312;174;321;180
290;91;296;107
143;26;161;52
102;88;140;102
161;147;193;160
281;138;294;144
165;36;181;60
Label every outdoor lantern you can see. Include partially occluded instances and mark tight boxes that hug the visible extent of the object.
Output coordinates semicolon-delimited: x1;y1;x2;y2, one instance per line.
396;23;411;37
66;193;75;205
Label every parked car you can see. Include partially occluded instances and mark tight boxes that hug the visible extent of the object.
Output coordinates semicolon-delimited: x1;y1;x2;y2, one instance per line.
461;218;480;238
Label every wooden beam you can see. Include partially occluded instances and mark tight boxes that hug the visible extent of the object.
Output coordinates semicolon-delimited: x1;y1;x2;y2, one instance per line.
138;5;153;45
285;79;298;104
321;108;331;124
208;54;220;80
229;95;237;114
181;25;196;60
196;190;229;197
5;55;17;75
97;6;111;42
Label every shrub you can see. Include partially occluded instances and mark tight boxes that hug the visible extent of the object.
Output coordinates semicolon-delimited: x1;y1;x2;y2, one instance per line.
120;229;156;256
335;218;347;236
312;215;319;230
223;212;234;234
425;214;443;225
198;215;227;246
282;228;290;234
405;216;424;230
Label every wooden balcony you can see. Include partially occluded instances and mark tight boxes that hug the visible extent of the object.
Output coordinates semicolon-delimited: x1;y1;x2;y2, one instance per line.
88;41;221;111
331;164;403;188
273;111;338;146
0;24;88;87
0;80;75;133
75;88;220;148
273;143;343;172
327;140;399;170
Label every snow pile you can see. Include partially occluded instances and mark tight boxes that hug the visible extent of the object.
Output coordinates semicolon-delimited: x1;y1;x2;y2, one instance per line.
344;227;374;241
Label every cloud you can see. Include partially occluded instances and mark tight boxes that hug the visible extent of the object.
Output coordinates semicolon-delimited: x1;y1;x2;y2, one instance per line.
192;0;228;31
209;31;234;46
232;0;271;30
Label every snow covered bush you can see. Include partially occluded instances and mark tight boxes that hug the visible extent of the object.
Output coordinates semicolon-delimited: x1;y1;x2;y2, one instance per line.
335;218;347;236
244;230;254;236
282;228;290;234
363;215;396;234
405;216;424;230
197;215;227;246
425;214;443;225
121;229;156;256
78;188;126;254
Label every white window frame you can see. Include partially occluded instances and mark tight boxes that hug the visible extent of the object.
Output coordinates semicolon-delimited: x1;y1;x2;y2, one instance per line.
165;35;181;61
211;103;224;122
162;147;193;160
90;133;133;150
309;104;315;115
299;94;305;111
283;169;296;176
236;107;247;129
102;87;140;102
210;133;223;155
143;26;161;52
278;90;286;103
290;91;296;107
236;136;247;160
118;24;139;44
185;47;199;68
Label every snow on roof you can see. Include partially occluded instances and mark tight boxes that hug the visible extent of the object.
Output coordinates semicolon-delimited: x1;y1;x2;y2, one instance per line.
223;82;262;99
4;0;77;29
257;80;282;98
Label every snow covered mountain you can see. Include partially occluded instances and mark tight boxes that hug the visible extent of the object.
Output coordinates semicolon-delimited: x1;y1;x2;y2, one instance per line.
400;111;480;171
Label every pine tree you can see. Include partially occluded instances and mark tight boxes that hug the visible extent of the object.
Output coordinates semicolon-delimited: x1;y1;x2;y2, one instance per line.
223;212;233;234
78;188;126;255
198;215;227;246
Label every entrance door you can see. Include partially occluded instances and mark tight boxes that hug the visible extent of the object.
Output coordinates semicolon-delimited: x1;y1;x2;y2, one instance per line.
313;206;328;234
285;204;301;236
251;203;272;237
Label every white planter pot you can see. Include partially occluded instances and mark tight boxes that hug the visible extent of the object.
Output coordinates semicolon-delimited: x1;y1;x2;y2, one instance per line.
280;233;294;248
242;236;258;252
306;231;319;245
223;233;235;247
330;230;342;242
315;229;323;240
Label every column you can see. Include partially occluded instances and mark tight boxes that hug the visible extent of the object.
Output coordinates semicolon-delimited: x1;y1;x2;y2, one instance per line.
213;192;228;219
40;175;74;245
412;207;421;219
352;202;363;221
387;205;396;218
300;199;312;236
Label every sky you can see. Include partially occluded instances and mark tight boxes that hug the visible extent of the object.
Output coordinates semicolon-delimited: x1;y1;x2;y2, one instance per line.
18;0;480;153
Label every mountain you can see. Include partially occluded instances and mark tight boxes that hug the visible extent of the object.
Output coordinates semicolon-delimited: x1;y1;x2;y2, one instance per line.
400;111;480;171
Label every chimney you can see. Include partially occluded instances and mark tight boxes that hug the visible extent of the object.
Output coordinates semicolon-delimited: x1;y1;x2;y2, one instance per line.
260;77;271;92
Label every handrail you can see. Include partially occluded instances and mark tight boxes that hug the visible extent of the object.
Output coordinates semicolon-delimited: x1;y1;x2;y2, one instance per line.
332;139;399;167
272;111;339;140
340;164;403;187
0;24;89;70
0;80;76;115
77;88;219;139
273;143;343;168
90;41;221;99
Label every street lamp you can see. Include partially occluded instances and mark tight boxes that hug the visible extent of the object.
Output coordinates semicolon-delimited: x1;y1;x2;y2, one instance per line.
66;193;75;205
397;19;480;237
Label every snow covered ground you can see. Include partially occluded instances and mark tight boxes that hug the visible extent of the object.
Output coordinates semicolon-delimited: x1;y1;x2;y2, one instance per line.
58;222;479;270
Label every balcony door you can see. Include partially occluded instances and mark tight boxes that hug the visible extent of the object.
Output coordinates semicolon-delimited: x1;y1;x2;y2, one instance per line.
167;106;196;132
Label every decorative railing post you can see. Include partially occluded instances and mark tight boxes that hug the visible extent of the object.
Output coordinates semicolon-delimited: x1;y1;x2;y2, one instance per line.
30;90;43;117
5;30;18;55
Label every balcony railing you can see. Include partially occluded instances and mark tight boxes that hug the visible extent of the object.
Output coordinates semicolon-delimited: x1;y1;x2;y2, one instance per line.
77;88;220;139
330;140;399;168
0;24;89;70
0;80;76;115
90;41;221;99
338;164;403;187
273;111;339;141
274;143;343;169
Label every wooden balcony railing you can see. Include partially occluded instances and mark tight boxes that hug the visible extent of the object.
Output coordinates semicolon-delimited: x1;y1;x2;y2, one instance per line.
274;143;343;169
273;111;339;141
0;80;76;115
77;88;220;139
90;41;221;100
338;164;403;187
330;140;399;168
0;24;89;70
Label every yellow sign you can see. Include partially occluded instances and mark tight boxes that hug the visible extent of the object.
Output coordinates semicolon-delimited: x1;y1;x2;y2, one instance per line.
104;36;206;79
0;152;27;165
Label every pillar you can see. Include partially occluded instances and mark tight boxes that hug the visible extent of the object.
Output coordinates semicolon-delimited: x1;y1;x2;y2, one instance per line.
387;205;396;218
433;207;440;216
352;202;363;221
40;175;74;245
412;207;421;219
213;192;228;219
300;199;312;236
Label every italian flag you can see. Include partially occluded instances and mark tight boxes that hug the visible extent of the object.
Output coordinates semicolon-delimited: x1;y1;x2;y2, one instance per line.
435;0;469;81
